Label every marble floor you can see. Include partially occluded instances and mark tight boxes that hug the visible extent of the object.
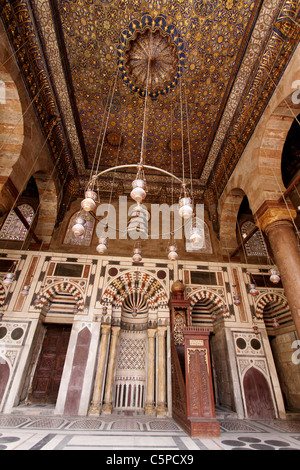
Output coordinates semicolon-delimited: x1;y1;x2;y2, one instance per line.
0;406;299;452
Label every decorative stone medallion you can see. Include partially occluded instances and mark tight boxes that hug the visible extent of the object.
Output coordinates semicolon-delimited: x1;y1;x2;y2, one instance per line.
118;14;185;98
124;28;178;95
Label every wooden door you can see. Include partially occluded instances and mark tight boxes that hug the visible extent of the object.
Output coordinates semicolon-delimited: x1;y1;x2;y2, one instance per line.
30;324;71;404
243;367;276;419
0;361;10;406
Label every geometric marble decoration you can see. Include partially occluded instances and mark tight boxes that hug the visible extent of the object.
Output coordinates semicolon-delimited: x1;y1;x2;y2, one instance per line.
0;204;34;241
241;220;268;257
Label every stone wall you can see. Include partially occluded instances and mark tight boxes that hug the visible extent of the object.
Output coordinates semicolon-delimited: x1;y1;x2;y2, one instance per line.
0;249;296;418
270;331;300;411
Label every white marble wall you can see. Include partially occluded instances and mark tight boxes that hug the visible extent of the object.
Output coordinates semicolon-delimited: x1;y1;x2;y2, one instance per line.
0;249;295;418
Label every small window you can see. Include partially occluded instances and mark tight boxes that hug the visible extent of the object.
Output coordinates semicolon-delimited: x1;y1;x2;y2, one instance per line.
241;220;268;257
54;263;83;278
0;204;34;241
63;211;95;246
190;271;217;285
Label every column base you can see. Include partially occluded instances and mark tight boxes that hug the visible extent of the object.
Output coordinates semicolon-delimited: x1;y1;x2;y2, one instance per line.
102;403;113;414
156;402;167;416
144;402;156;415
88;402;101;416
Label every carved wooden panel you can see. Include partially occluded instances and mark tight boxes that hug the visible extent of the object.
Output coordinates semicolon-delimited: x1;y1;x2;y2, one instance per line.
183;327;220;437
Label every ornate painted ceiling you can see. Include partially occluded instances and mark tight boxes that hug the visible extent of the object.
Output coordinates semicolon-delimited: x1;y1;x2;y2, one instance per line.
1;0;300;228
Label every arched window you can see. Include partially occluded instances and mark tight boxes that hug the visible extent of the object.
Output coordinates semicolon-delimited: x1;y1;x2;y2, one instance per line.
241;220;268;257
0;204;34;241
63;211;95;246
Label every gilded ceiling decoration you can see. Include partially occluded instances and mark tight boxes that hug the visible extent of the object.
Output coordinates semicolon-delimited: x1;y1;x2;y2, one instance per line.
1;0;299;228
120;18;185;97
54;1;259;179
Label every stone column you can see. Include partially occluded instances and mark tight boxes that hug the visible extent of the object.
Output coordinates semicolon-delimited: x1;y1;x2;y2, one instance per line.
257;202;300;338
145;328;157;414
88;324;111;416
156;326;167;416
102;326;120;414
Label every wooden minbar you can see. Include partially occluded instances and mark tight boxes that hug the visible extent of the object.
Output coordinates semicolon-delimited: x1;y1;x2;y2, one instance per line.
183;327;220;438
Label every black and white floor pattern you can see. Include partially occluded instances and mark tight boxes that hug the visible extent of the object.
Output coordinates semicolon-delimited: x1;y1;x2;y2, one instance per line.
0;407;299;451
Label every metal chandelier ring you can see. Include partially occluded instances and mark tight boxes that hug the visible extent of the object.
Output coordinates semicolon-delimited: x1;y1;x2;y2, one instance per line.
89;164;186;237
92;163;183;184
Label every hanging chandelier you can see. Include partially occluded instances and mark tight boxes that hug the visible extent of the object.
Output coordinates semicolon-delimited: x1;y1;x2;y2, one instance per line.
178;184;193;219
167;242;179;261
232;285;241;306
2;261;17;286
233;295;241;306
72;216;86;237
130;165;147;204
189;215;204;245
96;236;108;255
132;242;143;263
73;33;199;262
249;283;259;297
269;268;280;284
3;272;14;286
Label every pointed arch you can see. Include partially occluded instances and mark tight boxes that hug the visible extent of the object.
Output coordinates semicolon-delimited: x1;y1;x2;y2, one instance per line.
188;288;230;319
243;366;276;419
101;270;169;310
36;281;85;313
255;292;289;318
255;292;292;330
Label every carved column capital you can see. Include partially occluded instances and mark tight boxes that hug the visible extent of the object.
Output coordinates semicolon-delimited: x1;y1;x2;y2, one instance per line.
255;200;297;233
147;328;157;338
101;323;111;335
111;325;121;337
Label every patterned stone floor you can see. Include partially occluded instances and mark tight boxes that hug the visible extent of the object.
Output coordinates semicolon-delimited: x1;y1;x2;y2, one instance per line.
0;406;299;452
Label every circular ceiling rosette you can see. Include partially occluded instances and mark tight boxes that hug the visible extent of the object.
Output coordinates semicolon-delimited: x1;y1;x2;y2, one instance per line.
117;14;185;99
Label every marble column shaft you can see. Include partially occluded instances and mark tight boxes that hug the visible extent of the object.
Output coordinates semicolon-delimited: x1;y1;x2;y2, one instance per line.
157;326;167;416
88;324;111;415
145;328;156;414
102;326;120;413
265;219;300;338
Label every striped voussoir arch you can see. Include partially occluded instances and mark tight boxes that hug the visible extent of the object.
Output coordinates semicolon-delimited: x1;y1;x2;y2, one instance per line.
101;271;169;310
189;289;229;317
37;281;85;312
0;281;6;307
255;292;289;319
